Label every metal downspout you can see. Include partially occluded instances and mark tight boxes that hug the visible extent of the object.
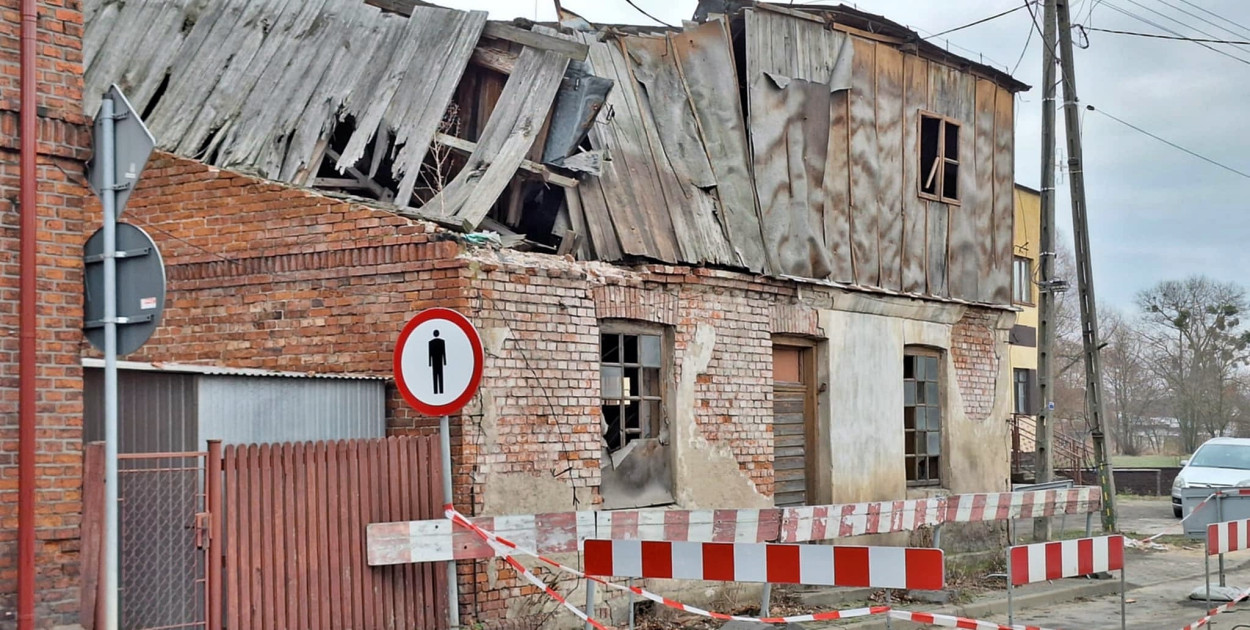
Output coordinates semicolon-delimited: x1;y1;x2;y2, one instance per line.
18;0;39;627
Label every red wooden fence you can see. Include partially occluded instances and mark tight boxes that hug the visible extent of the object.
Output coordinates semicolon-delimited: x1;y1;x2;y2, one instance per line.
223;437;448;630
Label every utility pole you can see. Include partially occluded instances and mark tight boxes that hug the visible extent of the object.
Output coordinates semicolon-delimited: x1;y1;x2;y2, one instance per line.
1055;0;1118;532
1034;0;1058;543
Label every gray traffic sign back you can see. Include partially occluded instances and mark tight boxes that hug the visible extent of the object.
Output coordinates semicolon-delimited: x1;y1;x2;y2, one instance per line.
87;84;155;217
84;222;166;355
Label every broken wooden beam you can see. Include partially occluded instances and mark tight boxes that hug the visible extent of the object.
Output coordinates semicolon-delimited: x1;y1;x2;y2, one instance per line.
472;45;518;75
483;23;589;61
433;132;579;188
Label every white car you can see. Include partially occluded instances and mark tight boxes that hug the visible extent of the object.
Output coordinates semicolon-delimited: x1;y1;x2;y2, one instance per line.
1172;437;1250;517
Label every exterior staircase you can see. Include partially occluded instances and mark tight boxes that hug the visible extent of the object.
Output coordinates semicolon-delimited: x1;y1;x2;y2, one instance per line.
1011;414;1093;485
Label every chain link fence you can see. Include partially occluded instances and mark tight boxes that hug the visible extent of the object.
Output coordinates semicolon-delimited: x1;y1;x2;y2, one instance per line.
118;453;207;630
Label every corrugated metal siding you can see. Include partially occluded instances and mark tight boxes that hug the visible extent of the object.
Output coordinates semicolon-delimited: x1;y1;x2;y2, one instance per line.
196;376;385;449
84;368;198;453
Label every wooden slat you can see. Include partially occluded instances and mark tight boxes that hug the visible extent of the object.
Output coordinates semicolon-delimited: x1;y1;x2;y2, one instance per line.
824;73;854;283
79;444;104;630
670;18;770;273
579;32;681;262
270;444;287;630
368;439;387;627
427;435;450;627
347;442;366;630
901;54;929;294
991;87;1016;304
946;70;979;301
225;447;240;630
411;437;432;630
260;445;275;630
624;33;737;267
973;78;998;304
926;63;957;297
281;444;298;630
322;442;341;630
293;443;311;630
247;446;263;630
388;439;408;627
315;443;332;630
378;440;396;630
433;132;578;188
875;43;905;292
849;36;881;286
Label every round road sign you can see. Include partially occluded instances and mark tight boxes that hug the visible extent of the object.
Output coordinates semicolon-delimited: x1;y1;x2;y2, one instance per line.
394;308;484;416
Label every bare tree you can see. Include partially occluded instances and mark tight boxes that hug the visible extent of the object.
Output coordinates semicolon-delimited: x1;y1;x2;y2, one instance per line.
1136;277;1250;452
1101;309;1165;455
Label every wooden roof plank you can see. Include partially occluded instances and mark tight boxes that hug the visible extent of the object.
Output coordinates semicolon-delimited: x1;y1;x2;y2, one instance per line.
900;54;929;294
991;86;1016;305
875;43;905;292
848;36;881;287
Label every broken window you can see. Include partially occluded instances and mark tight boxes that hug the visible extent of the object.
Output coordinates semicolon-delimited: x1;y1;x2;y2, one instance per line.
904;349;942;487
919;113;960;204
601;327;665;452
1013;256;1033;305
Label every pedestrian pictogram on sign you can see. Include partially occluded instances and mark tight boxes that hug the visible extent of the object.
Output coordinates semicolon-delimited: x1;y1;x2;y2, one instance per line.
394;308;483;416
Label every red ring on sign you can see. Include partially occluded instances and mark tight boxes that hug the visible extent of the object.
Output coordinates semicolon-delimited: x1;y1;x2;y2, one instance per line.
393;307;484;416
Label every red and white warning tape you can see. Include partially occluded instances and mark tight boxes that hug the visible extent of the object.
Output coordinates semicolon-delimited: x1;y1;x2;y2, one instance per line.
888;609;1059;630
1177;586;1250;630
445;505;891;625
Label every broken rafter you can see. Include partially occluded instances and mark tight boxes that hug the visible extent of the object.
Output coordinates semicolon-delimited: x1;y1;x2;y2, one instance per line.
433;132;579;188
472;45;518;75
323;148;396;202
366;0;588;61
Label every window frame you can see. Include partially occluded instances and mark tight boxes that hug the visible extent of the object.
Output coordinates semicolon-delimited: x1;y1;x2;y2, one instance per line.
1013;368;1030;415
599;322;670;453
1013;256;1035;306
904;347;945;488
917;111;962;206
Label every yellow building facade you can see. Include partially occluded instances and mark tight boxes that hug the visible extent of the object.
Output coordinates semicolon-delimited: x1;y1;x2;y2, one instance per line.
1011;185;1041;450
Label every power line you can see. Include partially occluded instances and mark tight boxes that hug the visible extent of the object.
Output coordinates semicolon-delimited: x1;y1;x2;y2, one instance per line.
1100;1;1250;66
1154;0;1250;41
1175;0;1250;39
622;0;673;27
923;2;1034;39
1012;0;1038;76
1086;105;1250;180
1084;25;1250;44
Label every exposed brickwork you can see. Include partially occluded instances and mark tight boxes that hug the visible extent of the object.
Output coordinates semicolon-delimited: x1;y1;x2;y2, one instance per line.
0;0;88;625
951;309;1000;422
111;153;1018;628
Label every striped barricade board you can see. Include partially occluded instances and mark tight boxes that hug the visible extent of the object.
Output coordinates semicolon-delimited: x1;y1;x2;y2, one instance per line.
583;539;945;590
1207;518;1250;555
945;486;1102;523
1008;534;1124;586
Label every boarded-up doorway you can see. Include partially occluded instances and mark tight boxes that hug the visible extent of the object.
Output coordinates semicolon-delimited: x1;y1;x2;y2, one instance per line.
773;343;815;507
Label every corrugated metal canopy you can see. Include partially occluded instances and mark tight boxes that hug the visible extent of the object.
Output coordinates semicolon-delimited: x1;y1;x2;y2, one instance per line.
82;358;389;381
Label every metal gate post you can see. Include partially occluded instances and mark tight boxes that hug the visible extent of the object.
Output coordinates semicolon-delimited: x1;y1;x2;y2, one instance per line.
1218;493;1227;586
1119;561;1126;630
1206;549;1212;609
1006;547;1015;626
584;579;595;630
440;415;460;629
206;441;223;630
760;583;771;617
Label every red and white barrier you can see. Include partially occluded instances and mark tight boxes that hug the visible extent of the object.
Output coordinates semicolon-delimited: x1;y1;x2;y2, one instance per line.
1008;535;1124;586
1206;518;1250;555
945;487;1101;523
1177;586;1250;630
777;498;944;542
888;609;1059;630
368;487;1103;566
583;539;945;590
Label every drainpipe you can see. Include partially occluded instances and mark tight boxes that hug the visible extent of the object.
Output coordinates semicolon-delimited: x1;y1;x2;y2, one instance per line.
18;0;39;627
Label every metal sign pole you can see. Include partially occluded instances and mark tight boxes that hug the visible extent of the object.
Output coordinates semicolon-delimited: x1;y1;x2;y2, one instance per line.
583;579;595;630
1006;548;1015;627
440;414;460;628
1218;494;1227;587
760;583;771;617
1120;564;1126;630
100;95;121;630
1206;549;1212;610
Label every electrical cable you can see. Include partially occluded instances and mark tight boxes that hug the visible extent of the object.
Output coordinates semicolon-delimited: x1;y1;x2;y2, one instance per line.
923;2;1034;40
622;0;673;27
1100;1;1250;67
1084;26;1250;44
1175;0;1250;39
1154;0;1250;41
1011;0;1038;76
1086;105;1250;180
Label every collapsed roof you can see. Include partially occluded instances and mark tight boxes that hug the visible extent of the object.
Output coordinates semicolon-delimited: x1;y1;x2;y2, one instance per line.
84;0;1029;304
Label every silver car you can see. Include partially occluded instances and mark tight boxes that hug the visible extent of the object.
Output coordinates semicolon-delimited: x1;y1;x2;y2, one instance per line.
1172;437;1250;517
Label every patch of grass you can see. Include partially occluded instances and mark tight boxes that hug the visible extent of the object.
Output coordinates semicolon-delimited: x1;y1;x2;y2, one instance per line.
1112;454;1186;468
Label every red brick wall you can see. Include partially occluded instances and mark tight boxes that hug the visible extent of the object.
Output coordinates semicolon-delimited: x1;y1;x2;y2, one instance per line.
951;309;1000;422
0;0;89;624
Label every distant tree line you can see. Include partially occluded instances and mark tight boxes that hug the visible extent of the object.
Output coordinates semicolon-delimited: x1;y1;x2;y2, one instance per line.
1048;244;1250;455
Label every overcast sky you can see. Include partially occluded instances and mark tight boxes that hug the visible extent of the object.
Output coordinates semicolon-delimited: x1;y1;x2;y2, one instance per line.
440;0;1250;308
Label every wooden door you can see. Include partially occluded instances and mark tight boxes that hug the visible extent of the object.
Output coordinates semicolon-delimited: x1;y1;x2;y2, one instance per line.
773;344;814;507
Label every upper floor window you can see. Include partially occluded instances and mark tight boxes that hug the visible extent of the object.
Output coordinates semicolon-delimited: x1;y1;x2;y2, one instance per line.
1014;256;1034;305
601;327;665;452
919;113;960;204
904;349;943;487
